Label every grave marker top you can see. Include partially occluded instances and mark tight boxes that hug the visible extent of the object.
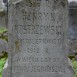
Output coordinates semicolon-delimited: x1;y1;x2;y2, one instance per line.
8;0;74;77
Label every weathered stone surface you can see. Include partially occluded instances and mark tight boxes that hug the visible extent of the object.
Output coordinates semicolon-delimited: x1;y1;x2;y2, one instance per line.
2;67;10;77
8;0;74;77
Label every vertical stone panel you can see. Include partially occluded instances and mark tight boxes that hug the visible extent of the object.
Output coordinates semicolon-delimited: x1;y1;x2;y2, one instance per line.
8;0;74;77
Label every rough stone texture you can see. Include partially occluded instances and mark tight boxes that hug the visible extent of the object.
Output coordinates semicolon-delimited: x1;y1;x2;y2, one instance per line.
2;67;10;77
8;0;74;77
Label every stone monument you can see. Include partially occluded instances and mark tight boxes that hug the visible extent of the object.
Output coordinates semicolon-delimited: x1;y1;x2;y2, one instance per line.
8;0;74;77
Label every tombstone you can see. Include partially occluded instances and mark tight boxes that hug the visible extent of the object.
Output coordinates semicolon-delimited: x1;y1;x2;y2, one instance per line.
8;0;74;77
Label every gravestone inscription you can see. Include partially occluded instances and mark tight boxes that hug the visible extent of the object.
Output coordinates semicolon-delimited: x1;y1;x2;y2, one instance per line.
8;0;74;77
